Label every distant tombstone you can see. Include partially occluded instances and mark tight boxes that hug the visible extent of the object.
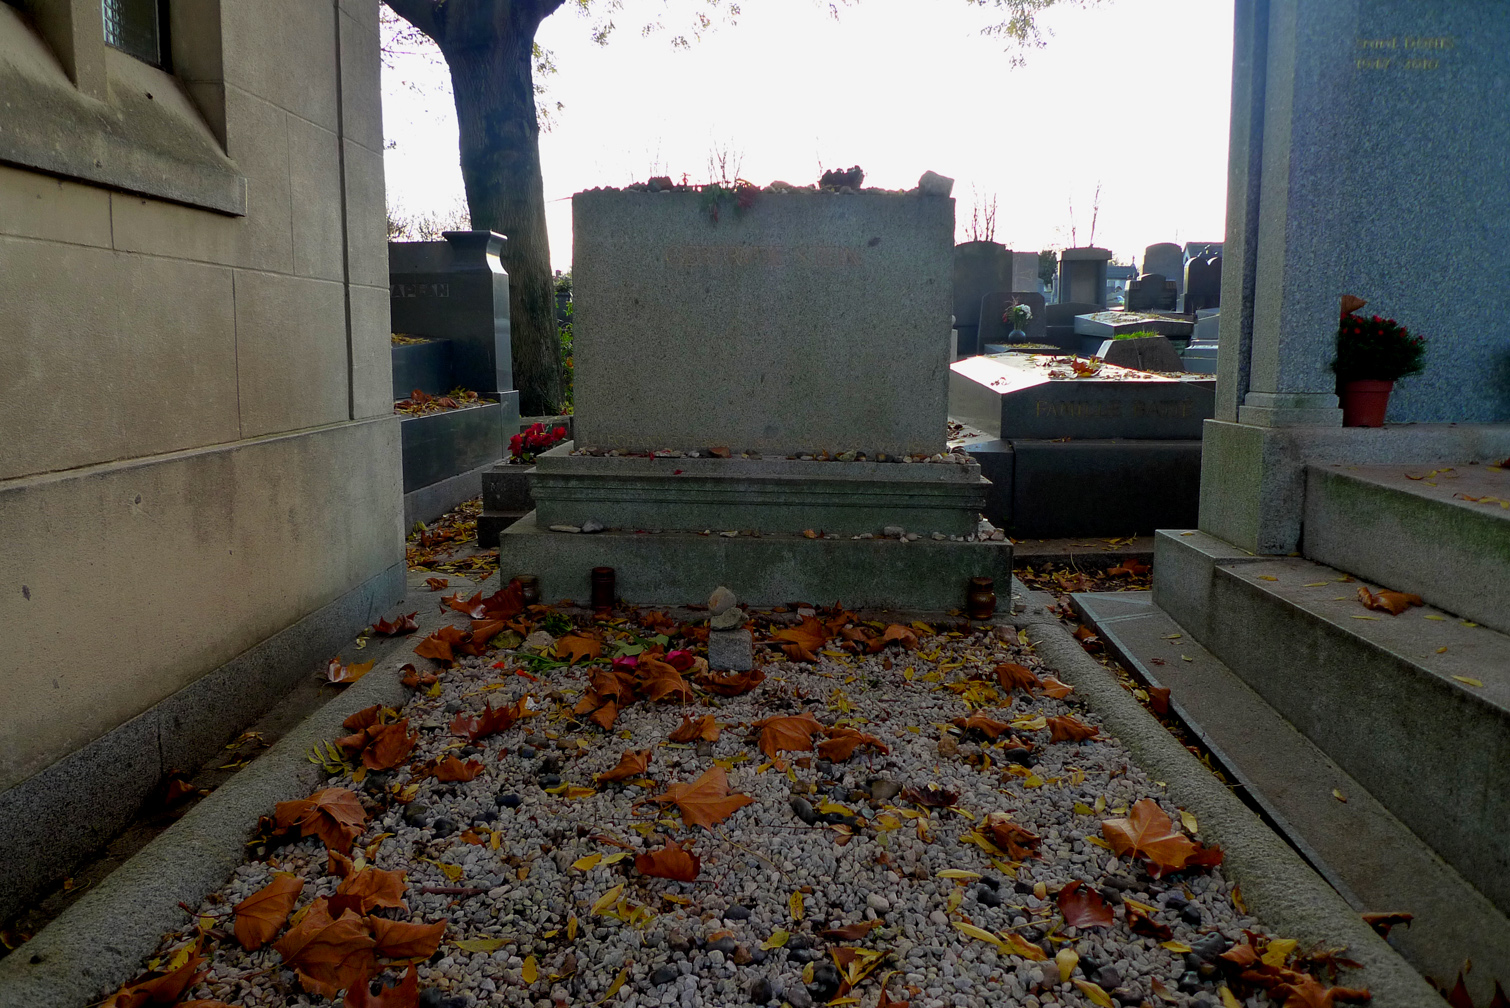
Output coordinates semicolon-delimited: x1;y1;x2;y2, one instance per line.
1011;251;1041;293
1183;252;1223;311
978;291;1048;345
1143;243;1184;297
1042;301;1103;352
953;241;1014;356
1124;273;1179;312
389;231;520;432
1057;248;1113;308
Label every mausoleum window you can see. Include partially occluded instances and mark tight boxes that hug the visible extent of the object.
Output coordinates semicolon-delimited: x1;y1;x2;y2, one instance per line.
103;0;167;68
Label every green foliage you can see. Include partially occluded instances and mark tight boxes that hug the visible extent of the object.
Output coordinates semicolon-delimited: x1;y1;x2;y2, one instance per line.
541;611;575;636
1037;249;1057;286
1111;329;1162;340
558;302;574;414
1332;313;1426;382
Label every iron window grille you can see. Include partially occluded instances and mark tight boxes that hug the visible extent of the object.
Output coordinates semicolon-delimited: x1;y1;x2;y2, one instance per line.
103;0;168;68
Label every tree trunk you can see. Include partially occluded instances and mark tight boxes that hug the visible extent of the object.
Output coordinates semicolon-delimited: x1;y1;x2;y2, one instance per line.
440;12;562;417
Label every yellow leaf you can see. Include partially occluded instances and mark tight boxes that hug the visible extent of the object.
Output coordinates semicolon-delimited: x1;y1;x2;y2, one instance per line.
1073;979;1115;1007
818;799;856;816
953;921;1005;951
602;851;632;865
1303;582;1328;587
600;967;630;1004
592;884;625;916
1056;948;1078;983
1220;986;1242;1008
1258;575;1279;581
453;937;505;953
1179;810;1198;834
1009;716;1047;730
761;929;791;950
573;854;603;871
567;916;579;940
1072;802;1093;815
563;785;596;800
1085;836;1112;849
1161;941;1193;953
946;890;963;913
1333;789;1348;803
663;895;692;905
1123;898;1157;914
1093;795;1105;813
998;931;1049;961
1261;938;1297;967
1453;676;1484;687
790;890;805;920
434;861;463;881
937;869;982;881
1231;885;1246;914
1424;614;1447;620
903;667;915;681
522;956;539;984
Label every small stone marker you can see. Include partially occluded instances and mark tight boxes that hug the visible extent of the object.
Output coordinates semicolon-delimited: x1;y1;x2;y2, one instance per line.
707;586;754;670
918;170;955;197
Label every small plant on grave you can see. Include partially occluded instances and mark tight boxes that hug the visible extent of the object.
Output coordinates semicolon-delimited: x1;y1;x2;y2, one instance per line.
510;422;569;464
1111;329;1163;340
699;180;760;223
1331;311;1425;382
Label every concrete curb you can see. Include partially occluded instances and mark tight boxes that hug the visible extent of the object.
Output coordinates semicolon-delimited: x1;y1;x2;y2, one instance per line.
1009;581;1446;1008
0;633;427;1008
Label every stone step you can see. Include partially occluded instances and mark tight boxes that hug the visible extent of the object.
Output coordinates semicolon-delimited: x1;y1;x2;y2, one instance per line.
1073;587;1510;1003
476;510;528;549
1304;462;1510;634
481;463;534;513
1152;530;1510;931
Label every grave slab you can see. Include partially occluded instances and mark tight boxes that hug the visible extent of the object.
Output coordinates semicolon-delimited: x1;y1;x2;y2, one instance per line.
1073;310;1194;339
1095;334;1185;373
949;354;1214;440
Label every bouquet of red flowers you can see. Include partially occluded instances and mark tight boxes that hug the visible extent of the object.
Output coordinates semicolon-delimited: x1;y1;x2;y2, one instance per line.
510;423;568;463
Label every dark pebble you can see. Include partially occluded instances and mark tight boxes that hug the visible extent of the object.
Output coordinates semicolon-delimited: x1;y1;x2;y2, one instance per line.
810;963;842;1002
458;746;480;757
1181;904;1204;926
402;804;430;827
696;740;715;757
1190;933;1231;962
1098;885;1123;905
725;905;753;920
709;937;739;954
525;734;550;746
815;760;833;774
751;948;767;964
444;700;463;713
1178;971;1204;994
1115;992;1143;1006
787;933;816;950
975;886;1003;908
788;948;823;963
1197;962;1219;979
516;745;537;759
474;810;498;823
537;755;561;774
1165;894;1190;909
1014;879;1035;895
821;812;859;826
789;796;819;825
1102;874;1138;890
1078;956;1104;979
497;793;521;808
651;965;679;986
431;817;458;838
668;932;692;953
1094;965;1121;988
1000;747;1036;767
417;988;467;1008
538;774;562;788
748;977;774;1004
978;874;1001;891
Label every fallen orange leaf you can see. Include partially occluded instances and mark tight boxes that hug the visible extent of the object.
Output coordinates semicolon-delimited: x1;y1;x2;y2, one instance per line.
333;867;407;914
273;899;378;998
342;964;419;1008
1057;880;1114;929
635;838;702;881
1356;585;1423;615
668;714;720;743
555;633;604;663
367;917;446;961
597;749;652;784
233;874;304;951
275;788;367;855
432;756;484;782
1101;798;1222;878
372;613;419;636
752;711;826;758
995;663;1042;692
649;766;754;828
951;713;1014;740
1047;715;1099;742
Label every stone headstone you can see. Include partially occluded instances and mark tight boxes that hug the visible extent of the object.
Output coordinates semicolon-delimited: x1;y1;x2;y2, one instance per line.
1042;301;1103;352
1096;335;1186;373
1011;251;1041;293
1057;247;1113;308
1143;243;1184;297
572;191;952;455
978;291;1047;346
1183;252;1222;312
1124;273;1179;312
953;241;1014;357
949;354;1213;440
389;231;521;433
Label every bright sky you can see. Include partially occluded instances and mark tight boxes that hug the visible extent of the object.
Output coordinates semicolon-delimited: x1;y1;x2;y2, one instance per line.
381;0;1235;272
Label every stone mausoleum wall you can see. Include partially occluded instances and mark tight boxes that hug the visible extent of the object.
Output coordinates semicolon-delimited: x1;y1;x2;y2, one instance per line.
0;0;403;921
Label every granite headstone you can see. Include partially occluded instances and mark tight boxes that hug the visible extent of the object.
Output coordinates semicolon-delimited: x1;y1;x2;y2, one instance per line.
978;291;1048;346
1143;243;1184;297
953;241;1014;357
1123;273;1179;312
1057;248;1113;308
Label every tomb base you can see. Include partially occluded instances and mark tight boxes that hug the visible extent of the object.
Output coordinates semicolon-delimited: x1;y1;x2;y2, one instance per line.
496;514;1012;611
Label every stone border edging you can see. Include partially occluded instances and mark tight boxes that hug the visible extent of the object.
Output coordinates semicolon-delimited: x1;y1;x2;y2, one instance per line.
0;651;417;1008
1009;581;1446;1008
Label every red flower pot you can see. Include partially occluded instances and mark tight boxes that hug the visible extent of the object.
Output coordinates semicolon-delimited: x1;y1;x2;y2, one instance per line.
1340;379;1393;427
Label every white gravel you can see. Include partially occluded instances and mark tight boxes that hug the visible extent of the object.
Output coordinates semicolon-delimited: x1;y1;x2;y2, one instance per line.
152;612;1284;1008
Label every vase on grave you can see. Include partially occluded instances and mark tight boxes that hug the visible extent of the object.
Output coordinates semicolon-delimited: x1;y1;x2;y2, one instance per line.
1339;379;1393;427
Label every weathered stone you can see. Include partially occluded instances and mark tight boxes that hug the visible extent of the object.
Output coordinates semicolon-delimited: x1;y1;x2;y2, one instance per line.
709;628;754;671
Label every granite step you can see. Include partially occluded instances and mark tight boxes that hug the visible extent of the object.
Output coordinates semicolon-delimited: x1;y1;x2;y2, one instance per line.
1304;461;1510;635
1074;588;1510;1003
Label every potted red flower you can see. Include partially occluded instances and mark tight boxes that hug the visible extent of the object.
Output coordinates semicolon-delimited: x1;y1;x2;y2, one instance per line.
1331;298;1425;427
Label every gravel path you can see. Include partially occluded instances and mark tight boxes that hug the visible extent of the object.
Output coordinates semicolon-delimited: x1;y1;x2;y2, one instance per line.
139;605;1295;1008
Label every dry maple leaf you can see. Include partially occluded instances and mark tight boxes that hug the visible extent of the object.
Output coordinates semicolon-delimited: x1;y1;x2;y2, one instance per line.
752;711;826;758
1040;676;1075;699
1356;585;1423;616
951;713;1014;740
878;624;919;650
668;714;720;743
1057;881;1114;929
637;656;695;703
1047;715;1099;743
424;577;449;591
368;918;446;961
821;920;883;941
233;874;304;951
327;658;376;686
1145;685;1171;714
983;812;1041;859
995;663;1042;692
102;940;207;1007
1272;976;1372;1008
780;642;819;662
274;899;379;998
432;756;484;782
276;788;367;855
649;766;755;829
343;965;419;1008
398;664;438;689
901;783;960;808
556;633;604;663
1360;911;1412;939
344;705;383;732
372;613;419;636
698;668;767;696
1125;906;1173;940
362;721;418;771
597;749;652;784
449;703;515;741
1107;559;1150;577
413;625;468;665
1101;798;1222;878
441;591;489;619
771;615;832;652
333;866;407;914
635;838;702;881
817;727;889;761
